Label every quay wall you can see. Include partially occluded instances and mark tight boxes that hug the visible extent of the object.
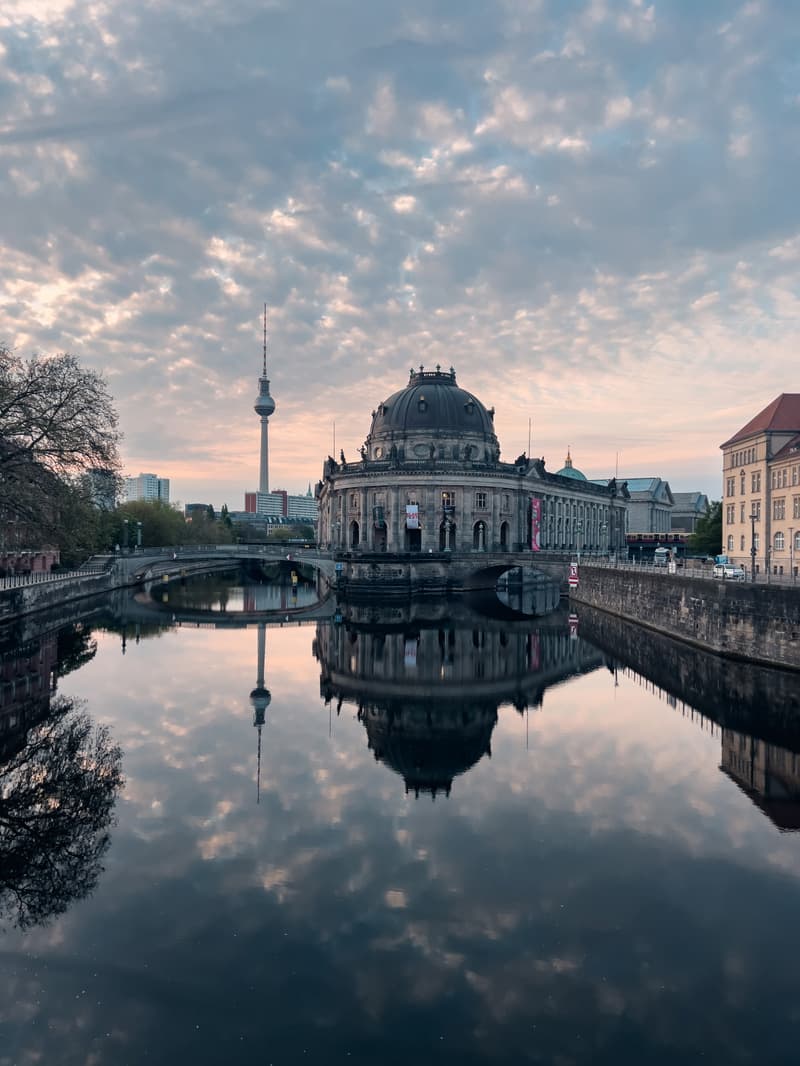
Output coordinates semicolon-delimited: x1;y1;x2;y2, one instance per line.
570;566;800;671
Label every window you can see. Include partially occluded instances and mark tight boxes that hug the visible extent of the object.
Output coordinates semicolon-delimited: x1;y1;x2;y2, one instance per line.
752;501;761;520
793;466;799;486
795;531;800;552
726;504;735;524
501;493;510;512
794;496;800;520
349;493;359;510
727;535;734;551
726;477;735;497
406;492;418;505
740;502;745;523
752;471;761;492
475;491;487;509
774;498;785;520
754;532;760;550
774;532;785;551
772;471;777;489
740;472;745;494
782;469;788;487
441;491;454;510
740;535;745;551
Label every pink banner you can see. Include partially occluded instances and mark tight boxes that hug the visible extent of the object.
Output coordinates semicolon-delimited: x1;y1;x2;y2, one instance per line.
530;497;541;551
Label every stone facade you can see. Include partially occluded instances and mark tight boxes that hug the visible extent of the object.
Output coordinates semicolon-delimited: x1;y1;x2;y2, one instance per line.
316;367;628;556
720;394;800;577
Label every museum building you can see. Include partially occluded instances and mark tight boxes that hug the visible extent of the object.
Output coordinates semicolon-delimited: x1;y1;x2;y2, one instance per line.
316;366;628;554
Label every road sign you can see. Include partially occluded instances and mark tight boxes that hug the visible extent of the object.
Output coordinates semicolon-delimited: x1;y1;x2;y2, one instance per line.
568;563;579;588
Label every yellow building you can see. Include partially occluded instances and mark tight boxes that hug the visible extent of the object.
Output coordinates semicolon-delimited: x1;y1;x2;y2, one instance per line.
720;394;800;578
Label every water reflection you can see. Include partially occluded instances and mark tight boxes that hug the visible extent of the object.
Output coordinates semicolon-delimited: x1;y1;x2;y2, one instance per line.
162;571;319;613
0;628;123;930
314;602;607;796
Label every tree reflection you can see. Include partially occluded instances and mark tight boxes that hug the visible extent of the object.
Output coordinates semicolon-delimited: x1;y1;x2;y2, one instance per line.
0;695;123;930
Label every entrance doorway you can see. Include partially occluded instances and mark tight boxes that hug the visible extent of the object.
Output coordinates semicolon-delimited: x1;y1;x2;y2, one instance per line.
350;520;360;549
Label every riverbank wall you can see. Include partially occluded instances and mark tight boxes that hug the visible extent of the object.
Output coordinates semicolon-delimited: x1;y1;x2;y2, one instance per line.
570;565;800;671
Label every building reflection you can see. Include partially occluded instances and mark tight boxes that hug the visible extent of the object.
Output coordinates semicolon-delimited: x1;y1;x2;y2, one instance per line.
0;633;58;761
720;730;800;832
314;603;607;798
613;661;800;832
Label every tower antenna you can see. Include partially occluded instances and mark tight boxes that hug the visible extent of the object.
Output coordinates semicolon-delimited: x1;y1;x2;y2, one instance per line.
262;303;268;377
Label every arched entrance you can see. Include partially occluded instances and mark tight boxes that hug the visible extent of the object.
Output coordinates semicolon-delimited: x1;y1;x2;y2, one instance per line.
439;520;456;551
500;521;509;550
473;521;487;551
350;520;360;549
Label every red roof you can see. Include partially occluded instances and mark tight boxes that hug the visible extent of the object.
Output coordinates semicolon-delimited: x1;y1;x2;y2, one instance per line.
721;394;800;448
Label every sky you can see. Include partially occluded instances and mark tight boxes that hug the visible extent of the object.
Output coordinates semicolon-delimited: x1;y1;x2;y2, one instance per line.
1;0;799;508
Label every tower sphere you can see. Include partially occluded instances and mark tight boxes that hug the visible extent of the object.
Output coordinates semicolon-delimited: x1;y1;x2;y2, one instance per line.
254;387;276;417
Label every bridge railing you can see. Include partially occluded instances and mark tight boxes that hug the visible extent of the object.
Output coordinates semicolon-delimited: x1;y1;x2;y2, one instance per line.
0;566;110;591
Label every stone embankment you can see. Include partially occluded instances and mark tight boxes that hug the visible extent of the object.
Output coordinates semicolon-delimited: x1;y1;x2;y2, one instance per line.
571;564;800;671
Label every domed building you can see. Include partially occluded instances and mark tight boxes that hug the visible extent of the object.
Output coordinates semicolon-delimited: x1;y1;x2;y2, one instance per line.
316;366;628;556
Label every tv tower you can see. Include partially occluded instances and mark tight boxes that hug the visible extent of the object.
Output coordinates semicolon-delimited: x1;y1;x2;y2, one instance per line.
254;304;276;493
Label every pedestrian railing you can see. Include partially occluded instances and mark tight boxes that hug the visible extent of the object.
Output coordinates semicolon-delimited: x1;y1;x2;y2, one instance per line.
0;566;110;591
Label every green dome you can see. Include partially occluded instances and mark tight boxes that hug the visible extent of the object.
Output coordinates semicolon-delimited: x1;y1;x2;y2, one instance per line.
555;449;587;481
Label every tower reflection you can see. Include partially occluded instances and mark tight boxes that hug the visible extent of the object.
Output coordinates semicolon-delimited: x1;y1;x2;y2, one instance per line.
314;603;607;797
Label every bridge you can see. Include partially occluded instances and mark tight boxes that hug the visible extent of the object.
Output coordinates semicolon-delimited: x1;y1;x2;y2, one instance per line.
104;543;573;595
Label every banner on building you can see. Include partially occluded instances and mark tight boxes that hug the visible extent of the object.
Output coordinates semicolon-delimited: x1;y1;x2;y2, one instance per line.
530;497;542;551
406;504;419;529
404;638;418;667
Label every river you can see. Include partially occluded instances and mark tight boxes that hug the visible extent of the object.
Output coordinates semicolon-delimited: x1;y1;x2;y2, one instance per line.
1;574;799;1065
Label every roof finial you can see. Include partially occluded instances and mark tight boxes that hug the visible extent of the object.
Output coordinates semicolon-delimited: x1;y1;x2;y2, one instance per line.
262;303;268;377
565;446;573;468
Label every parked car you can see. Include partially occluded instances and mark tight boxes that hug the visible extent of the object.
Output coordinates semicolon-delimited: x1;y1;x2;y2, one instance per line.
713;563;746;580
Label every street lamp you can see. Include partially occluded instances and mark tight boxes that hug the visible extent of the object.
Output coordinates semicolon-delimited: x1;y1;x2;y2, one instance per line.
749;511;757;583
790;526;795;584
600;522;608;559
123;518;129;555
575;520;583;565
136;521;142;550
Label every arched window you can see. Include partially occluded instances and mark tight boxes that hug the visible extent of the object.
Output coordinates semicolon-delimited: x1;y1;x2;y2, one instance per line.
727;534;734;551
774;531;785;551
350;520;360;548
795;531;800;551
473;521;487;551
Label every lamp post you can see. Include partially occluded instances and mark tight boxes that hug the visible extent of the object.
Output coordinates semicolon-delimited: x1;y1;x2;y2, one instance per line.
749;511;757;584
575;520;583;565
600;522;608;559
790;526;795;584
136;521;142;550
123;518;129;555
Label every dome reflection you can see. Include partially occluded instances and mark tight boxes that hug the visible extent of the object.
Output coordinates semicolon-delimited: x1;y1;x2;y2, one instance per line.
314;602;608;797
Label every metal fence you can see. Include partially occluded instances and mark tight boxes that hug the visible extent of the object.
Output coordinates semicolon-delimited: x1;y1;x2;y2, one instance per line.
0;565;110;591
580;557;799;587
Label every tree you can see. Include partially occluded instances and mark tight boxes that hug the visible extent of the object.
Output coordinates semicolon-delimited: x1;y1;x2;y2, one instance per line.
115;499;186;548
0;696;123;930
0;347;121;545
689;500;722;556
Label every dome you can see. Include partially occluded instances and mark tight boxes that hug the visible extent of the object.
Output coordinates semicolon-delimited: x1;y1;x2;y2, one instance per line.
367;367;496;442
555;449;586;481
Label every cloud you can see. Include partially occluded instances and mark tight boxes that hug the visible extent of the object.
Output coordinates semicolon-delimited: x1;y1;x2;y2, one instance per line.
1;0;799;503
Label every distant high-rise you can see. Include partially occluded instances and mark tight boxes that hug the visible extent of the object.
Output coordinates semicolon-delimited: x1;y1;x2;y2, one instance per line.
254;304;276;493
125;473;170;504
